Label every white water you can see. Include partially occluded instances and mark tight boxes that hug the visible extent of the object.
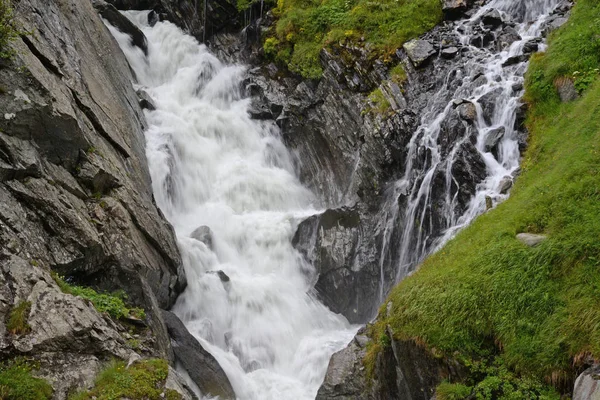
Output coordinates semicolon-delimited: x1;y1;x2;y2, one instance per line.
108;14;356;400
379;0;562;284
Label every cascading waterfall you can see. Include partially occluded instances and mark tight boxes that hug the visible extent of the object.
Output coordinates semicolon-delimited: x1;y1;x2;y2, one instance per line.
379;0;562;284
108;13;356;400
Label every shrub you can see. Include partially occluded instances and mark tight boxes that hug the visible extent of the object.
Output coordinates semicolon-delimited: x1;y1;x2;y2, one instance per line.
0;0;20;60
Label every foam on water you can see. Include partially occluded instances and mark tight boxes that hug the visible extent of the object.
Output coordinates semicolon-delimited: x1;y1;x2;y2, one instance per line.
108;14;356;400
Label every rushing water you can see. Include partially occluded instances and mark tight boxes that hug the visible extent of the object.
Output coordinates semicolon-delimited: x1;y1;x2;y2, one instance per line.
379;0;562;284
108;13;356;400
107;0;563;398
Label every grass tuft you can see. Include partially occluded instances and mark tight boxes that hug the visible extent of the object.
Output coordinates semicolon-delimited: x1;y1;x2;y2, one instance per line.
69;359;181;400
52;273;145;321
7;301;31;335
264;0;442;78
0;359;53;400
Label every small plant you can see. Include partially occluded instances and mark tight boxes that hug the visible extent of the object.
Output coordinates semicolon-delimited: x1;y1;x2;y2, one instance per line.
51;273;145;321
367;87;391;115
7;301;31;335
436;381;472;400
390;64;407;86
0;359;53;400
69;359;181;400
0;0;20;60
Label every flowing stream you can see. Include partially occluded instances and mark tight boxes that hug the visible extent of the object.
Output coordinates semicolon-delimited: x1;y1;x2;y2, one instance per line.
107;0;562;398
379;0;562;284
108;13;356;400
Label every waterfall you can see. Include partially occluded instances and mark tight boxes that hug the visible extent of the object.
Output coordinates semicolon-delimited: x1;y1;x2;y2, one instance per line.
108;13;356;400
379;0;562;284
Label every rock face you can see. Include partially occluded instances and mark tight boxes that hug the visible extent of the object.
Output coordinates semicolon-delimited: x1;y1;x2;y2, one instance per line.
162;310;236;399
0;0;205;396
316;326;466;400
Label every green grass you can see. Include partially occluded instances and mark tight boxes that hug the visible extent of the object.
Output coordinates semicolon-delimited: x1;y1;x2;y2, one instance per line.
0;359;53;400
366;0;600;397
69;359;181;400
0;0;19;60
265;0;442;78
6;301;31;335
52;273;145;321
367;87;392;115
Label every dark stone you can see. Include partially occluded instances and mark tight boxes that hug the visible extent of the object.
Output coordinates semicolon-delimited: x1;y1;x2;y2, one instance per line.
497;176;513;194
136;89;156;111
92;0;148;55
441;46;459;59
442;0;472;21
403;39;436;68
502;54;528;67
481;9;504;28
497;27;521;50
523;40;539;54
190;225;214;249
162;311;236;399
478;87;504;124
484;126;505;156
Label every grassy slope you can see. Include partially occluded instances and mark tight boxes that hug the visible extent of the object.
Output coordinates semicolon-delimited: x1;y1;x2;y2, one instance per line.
264;0;442;78
368;0;600;397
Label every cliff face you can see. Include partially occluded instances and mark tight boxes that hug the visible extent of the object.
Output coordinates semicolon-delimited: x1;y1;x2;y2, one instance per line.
0;0;191;396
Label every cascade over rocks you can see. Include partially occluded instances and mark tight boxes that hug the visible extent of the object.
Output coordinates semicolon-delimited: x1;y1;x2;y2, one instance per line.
92;0;148;54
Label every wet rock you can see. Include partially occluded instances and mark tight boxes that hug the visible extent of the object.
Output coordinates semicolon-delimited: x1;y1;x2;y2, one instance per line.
497;27;521;50
483;126;505;155
485;195;493;210
442;0;472;20
502;54;528;67
555;77;579;102
92;0;148;55
480;9;504;28
497;176;513;194
516;233;547;247
136;89;156;111
190;225;214;249
162;310;235;399
456;100;477;122
573;365;600;400
441;46;460;59
543;16;568;36
403;39;436;68
523;40;540;54
478;87;504;124
470;31;496;48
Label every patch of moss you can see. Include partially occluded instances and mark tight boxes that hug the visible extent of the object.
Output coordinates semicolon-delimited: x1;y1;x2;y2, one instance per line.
390;64;407;86
52;273;145;321
7;301;31;335
0;359;53;400
265;0;442;78
0;0;21;60
365;0;600;396
69;359;181;400
367;87;391;115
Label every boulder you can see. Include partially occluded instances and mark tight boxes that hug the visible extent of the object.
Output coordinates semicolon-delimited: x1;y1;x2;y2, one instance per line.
516;233;547;247
190;225;214;250
92;0;148;55
137;89;156;111
441;46;460;59
162;310;235;399
555;77;579;102
573;365;600;400
497;176;513;194
478;87;504;124
484;126;505;155
480;9;504;28
456;100;477;122
403;39;436;68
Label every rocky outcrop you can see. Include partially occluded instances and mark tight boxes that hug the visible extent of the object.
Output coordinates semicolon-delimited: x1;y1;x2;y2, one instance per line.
162;310;236;399
316;325;466;400
0;0;203;396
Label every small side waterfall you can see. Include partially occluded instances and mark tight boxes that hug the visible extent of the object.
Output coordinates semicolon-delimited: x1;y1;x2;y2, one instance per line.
109;13;356;400
379;0;562;284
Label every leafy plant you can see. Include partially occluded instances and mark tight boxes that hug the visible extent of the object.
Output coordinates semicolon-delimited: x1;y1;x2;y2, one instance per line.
0;0;21;60
0;359;53;400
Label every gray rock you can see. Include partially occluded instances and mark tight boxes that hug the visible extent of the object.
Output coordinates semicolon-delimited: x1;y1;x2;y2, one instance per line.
190;225;214;249
481;9;504;28
555;77;579;102
442;0;472;20
441;46;460;59
516;233;548;247
479;88;504;124
403;39;436;68
484;126;505;155
137;89;156;111
497;176;513;194
573;365;600;400
162;310;235;399
456;100;477;122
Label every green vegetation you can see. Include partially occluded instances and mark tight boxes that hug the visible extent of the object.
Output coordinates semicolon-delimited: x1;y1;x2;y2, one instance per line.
0;0;19;60
69;359;181;400
366;0;600;397
7;301;31;335
367;87;391;115
0;359;53;400
52;273;145;321
265;0;442;78
390;63;407;86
